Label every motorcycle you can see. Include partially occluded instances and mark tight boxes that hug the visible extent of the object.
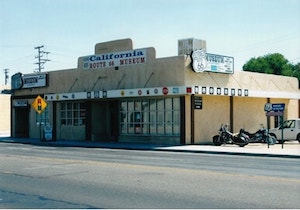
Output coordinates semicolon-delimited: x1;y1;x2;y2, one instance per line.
213;124;249;147
242;125;277;145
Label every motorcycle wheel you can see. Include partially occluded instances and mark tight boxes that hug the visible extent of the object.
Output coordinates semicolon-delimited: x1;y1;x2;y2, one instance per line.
213;135;222;146
238;137;248;147
267;136;277;145
271;136;277;144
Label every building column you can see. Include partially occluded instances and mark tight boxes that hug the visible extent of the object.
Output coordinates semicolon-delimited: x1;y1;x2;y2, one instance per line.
183;95;192;144
230;96;233;132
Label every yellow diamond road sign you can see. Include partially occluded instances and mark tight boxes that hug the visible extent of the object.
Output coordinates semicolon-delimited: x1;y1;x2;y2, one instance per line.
32;95;47;114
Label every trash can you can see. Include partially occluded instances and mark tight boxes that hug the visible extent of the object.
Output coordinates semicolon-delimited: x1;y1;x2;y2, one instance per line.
43;125;52;141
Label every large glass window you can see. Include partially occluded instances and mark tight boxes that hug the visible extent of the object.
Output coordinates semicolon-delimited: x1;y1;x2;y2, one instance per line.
120;97;180;136
60;102;85;126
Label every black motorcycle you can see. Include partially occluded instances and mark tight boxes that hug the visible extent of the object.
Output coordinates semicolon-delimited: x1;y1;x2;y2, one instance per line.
213;124;249;147
242;125;277;145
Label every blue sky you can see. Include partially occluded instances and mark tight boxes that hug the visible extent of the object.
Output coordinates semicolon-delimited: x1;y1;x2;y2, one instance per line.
1;0;300;85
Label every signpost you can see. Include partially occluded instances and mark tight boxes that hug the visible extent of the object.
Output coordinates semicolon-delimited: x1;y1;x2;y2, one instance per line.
264;103;285;148
32;95;48;140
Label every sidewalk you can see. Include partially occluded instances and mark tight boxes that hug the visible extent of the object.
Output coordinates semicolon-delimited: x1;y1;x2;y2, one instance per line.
159;143;300;158
0;135;299;158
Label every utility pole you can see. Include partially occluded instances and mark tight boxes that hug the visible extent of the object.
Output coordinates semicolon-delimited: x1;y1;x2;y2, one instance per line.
34;45;50;72
3;68;9;85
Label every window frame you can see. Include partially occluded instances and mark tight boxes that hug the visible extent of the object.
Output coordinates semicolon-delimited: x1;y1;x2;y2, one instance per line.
60;102;85;126
120;97;180;136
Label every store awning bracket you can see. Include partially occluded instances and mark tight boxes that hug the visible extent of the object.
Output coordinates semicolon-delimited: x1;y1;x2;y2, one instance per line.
91;76;107;91
116;74;126;89
230;74;243;89
208;72;220;86
144;72;154;88
68;78;78;93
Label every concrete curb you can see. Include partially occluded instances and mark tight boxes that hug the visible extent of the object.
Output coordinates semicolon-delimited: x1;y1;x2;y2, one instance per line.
154;148;300;159
1;137;299;159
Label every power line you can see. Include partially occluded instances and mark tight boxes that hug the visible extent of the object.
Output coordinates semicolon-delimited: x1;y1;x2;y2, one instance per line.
34;45;50;72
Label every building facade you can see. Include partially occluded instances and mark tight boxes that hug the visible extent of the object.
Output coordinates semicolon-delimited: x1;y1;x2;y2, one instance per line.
0;85;11;135
11;38;300;144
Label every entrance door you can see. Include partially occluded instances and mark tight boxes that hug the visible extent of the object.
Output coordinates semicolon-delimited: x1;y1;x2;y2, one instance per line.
91;100;119;142
14;107;29;138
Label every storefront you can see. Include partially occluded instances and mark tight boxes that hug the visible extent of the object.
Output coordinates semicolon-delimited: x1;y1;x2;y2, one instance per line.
11;38;299;144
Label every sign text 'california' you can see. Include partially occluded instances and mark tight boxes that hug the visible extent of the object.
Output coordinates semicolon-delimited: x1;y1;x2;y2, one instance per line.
82;49;147;70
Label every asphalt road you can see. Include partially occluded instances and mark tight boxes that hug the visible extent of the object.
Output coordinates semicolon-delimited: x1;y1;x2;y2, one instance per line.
0;142;299;209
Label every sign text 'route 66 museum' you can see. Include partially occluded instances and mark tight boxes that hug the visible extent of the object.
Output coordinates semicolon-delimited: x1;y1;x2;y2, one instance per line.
11;38;299;144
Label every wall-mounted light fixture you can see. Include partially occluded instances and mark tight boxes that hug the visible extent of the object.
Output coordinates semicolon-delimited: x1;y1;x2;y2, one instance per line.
224;88;228;95
87;92;91;98
209;87;214;95
94;91;99;98
231;88;235;96
194;86;199;94
238;89;242;96
103;90;107;98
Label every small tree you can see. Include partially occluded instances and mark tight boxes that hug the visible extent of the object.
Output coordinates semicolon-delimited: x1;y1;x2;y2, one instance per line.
243;53;300;87
292;63;300;80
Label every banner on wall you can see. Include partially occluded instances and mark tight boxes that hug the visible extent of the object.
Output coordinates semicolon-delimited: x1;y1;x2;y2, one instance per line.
11;73;47;90
82;49;147;70
191;49;234;74
22;74;47;89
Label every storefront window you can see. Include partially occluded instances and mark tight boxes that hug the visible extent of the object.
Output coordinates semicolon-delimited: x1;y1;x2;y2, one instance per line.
120;97;180;136
60;102;85;126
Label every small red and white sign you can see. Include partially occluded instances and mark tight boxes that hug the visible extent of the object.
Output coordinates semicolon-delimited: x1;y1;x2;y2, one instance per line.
162;87;168;95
